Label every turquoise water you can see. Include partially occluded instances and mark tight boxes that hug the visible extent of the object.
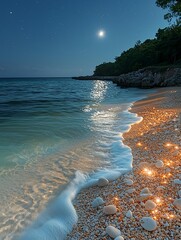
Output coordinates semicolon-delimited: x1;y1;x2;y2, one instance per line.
0;78;150;239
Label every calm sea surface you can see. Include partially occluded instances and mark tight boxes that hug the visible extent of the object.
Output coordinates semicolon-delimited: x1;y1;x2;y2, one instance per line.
0;78;150;239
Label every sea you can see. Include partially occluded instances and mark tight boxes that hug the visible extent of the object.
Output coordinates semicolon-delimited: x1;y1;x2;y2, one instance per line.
0;77;151;240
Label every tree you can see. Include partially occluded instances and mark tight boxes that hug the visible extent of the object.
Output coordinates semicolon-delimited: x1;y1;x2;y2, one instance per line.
156;0;181;23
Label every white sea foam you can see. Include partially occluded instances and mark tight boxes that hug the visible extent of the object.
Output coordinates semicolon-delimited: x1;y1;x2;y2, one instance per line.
19;105;142;240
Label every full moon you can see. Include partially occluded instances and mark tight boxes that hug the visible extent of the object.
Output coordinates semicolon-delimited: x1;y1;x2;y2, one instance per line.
98;30;105;38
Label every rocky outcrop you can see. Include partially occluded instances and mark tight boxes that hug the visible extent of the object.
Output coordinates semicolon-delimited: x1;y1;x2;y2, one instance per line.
112;67;181;88
72;76;118;81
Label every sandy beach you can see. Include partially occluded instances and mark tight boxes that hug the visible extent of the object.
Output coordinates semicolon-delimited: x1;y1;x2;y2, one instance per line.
66;87;181;240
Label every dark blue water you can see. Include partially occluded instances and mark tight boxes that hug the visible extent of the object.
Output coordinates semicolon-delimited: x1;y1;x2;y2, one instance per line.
0;78;150;239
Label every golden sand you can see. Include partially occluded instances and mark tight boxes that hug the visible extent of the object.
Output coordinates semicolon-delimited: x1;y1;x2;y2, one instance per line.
67;87;181;240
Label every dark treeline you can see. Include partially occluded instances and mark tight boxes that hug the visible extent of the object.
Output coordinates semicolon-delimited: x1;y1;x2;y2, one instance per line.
94;24;181;76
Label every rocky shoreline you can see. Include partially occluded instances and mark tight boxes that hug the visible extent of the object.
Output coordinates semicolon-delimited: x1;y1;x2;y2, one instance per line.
66;87;181;240
73;67;181;89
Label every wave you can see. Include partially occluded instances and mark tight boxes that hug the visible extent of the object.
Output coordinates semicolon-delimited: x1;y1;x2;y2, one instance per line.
18;107;142;240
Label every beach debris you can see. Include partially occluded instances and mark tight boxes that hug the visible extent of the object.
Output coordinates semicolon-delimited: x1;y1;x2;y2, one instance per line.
124;179;133;186
173;179;181;185
103;205;117;215
140;217;157;231
97;177;109;187
92;197;104;208
145;200;157;211
173;198;181;210
115;236;124;240
106;225;121;238
125;210;132;218
155;160;164;168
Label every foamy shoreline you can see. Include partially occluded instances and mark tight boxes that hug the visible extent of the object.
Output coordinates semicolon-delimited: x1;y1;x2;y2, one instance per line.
66;87;181;240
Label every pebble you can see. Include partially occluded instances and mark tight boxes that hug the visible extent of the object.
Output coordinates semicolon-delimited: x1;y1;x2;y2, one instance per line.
178;190;181;198
173;179;181;185
156;186;165;191
138;187;153;201
106;225;121;238
173;198;181;210
138;162;150;170
97;177;109;187
115;236;124;240
125;188;136;194
124;179;133;186
92;197;104;208
145;200;157;211
140;187;151;194
125;210;132;218
140;217;157;231
155;160;164;168
103;205;117;215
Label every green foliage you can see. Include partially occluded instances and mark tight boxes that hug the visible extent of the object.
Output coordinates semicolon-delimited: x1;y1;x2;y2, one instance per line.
156;0;181;23
93;25;181;76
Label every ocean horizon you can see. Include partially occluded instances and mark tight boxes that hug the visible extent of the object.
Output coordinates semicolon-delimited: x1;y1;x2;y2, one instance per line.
0;77;152;239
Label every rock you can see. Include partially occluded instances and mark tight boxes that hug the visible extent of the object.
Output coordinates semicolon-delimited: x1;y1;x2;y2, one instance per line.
178;190;181;198
125;188;136;194
92;197;104;208
129;198;134;203
155;160;164;168
141;188;151;194
173;198;181;210
173;179;181;185
145;200;157;211
125;210;132;218
157;186;165;191
140;217;157;231
138;188;152;201
103;205;117;215
97;177;109;187
106;226;121;238
124;179;133;186
114;68;181;88
115;236;124;240
138;162;150;170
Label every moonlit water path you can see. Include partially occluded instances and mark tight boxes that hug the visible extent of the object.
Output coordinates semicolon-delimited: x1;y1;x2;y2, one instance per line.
0;78;150;239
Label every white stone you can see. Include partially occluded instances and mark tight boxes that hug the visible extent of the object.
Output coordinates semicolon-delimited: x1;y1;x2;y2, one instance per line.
140;188;151;194
156;186;165;191
129;198;134;203
115;236;124;240
92;197;104;208
103;205;117;215
173;198;181;210
125;210;132;218
138;162;150;170
145;200;157;211
140;217;157;231
97;177;109;187
124;179;133;186
106;226;121;238
125;188;135;194
139;188;152;201
155;160;164;168
173;179;181;185
178;190;181;198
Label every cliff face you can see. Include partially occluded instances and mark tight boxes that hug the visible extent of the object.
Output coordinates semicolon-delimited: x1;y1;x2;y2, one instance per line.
113;68;181;88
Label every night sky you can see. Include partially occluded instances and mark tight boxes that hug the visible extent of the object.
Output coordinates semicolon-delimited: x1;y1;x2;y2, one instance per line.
0;0;168;77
